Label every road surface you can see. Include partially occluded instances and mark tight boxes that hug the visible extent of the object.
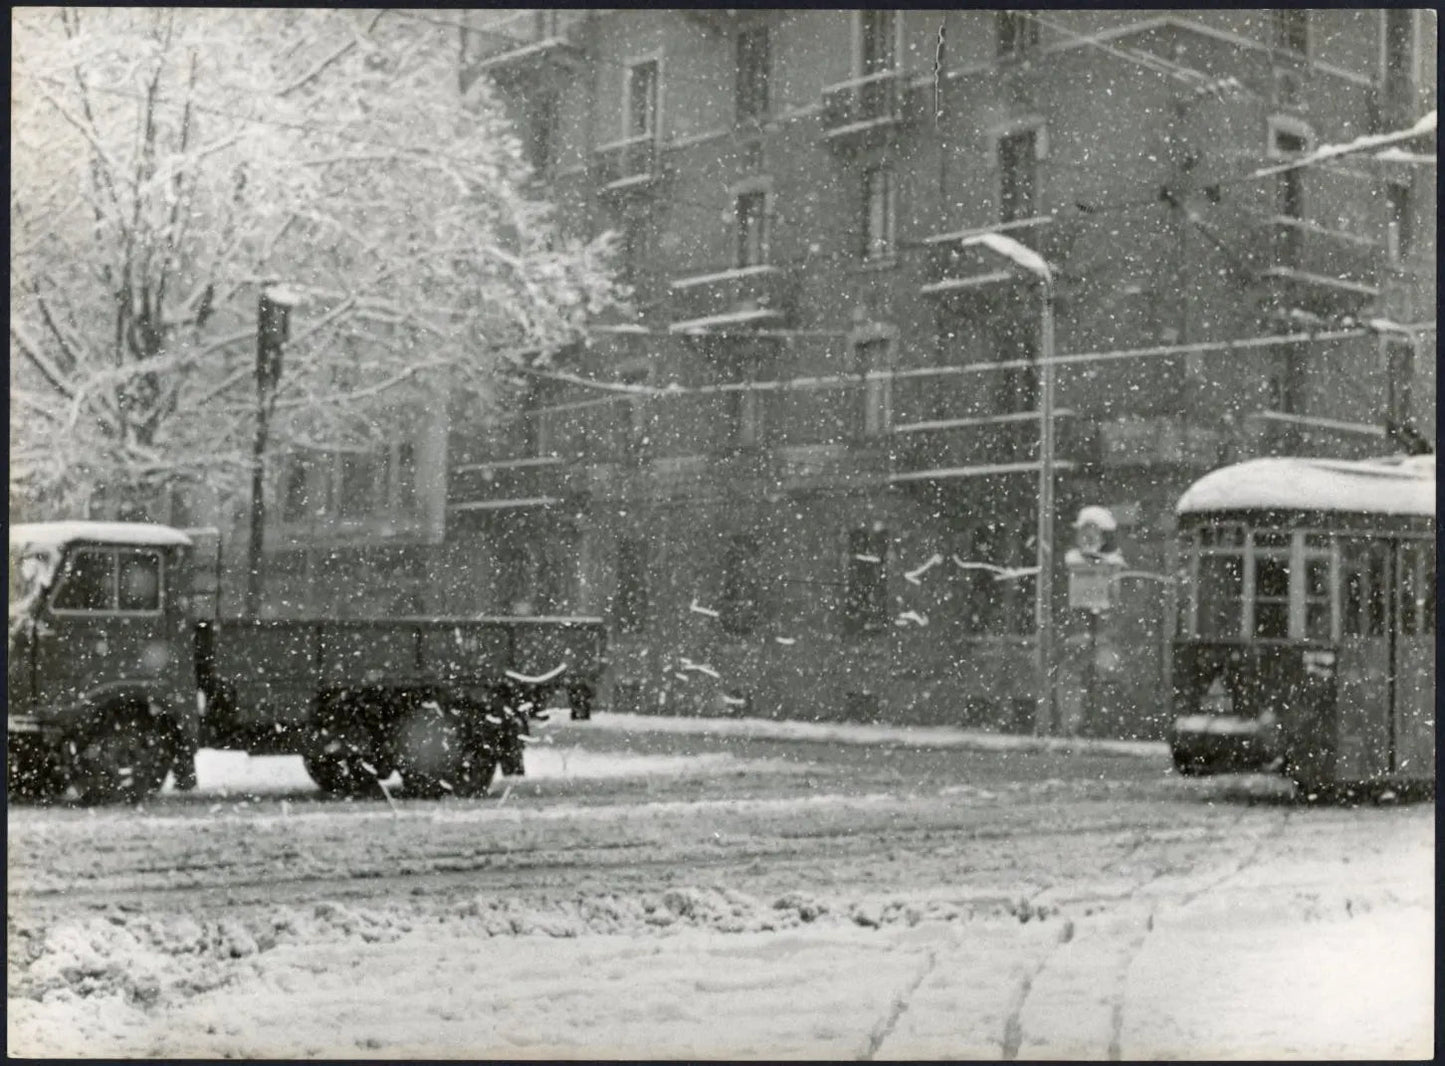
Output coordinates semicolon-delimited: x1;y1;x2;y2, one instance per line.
7;715;1434;1059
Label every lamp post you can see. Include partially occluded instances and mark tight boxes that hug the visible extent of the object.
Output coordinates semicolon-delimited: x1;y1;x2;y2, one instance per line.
961;233;1057;734
245;284;303;618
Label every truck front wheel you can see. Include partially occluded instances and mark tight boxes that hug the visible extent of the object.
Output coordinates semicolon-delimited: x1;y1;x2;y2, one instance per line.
7;737;68;802
70;708;176;805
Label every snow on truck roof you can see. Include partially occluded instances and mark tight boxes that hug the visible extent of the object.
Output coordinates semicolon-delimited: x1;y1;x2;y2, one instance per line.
1177;455;1436;518
8;521;193;551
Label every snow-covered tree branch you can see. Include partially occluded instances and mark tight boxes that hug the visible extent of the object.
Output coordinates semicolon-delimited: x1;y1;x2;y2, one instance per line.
11;7;625;518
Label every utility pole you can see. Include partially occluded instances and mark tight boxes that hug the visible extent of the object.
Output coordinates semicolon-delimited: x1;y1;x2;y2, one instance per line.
245;285;302;618
1037;280;1057;735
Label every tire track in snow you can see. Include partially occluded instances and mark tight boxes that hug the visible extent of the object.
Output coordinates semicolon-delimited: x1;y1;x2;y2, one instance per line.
999;917;1076;1060
1107;806;1293;1059
860;946;939;1060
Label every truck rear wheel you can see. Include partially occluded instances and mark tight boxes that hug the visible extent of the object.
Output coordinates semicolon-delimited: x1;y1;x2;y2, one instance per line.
394;701;463;798
304;724;386;798
70;708;176;805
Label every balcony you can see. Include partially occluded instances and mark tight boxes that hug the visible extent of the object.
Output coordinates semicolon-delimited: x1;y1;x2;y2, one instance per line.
463;10;585;88
1253;215;1381;315
593;134;662;195
889;410;1086;485
820;69;910;150
448;456;574;514
920;218;1060;302
668;263;798;334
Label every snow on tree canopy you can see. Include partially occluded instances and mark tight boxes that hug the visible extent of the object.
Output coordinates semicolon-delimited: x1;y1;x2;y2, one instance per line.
1176;456;1436;518
8;521;193;552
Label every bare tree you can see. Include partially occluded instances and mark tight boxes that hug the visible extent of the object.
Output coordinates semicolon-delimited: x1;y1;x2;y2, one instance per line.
10;8;623;518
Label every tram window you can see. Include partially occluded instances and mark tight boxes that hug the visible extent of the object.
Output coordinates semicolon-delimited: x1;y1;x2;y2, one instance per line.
1398;542;1429;637
1367;544;1388;636
1343;567;1364;636
1200;526;1244;549
1303;555;1331;639
1425;548;1436;634
1197;555;1243;637
1340;539;1369;637
1253;552;1290;638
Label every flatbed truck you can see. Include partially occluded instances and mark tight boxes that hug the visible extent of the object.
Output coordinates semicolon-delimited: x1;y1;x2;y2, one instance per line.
8;521;604;804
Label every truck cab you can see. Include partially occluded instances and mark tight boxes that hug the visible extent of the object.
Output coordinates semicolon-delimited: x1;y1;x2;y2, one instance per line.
8;522;200;802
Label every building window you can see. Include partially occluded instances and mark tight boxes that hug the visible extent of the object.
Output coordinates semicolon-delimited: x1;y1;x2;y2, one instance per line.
1386;182;1413;261
1269;125;1308;267
736;25;770;121
853;337;892;437
843;527;888;634
1384;337;1415;436
1382;9;1415;124
720;534;761;636
728;388;764;449
997;11;1039;57
860;10;896;75
281;455;311;523
526;90;558;176
735;189;768;268
394;441;417;513
338;451;380;518
960;523;1034;636
861;167;894;260
627;59;659;139
992;317;1039;414
998;128;1038;223
1272;10;1308;54
615;538;649;633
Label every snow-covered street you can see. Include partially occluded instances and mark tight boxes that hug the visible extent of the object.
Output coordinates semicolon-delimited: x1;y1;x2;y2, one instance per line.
7;714;1434;1059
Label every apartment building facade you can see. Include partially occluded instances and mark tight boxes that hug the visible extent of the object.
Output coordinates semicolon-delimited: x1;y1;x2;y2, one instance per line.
246;10;1435;738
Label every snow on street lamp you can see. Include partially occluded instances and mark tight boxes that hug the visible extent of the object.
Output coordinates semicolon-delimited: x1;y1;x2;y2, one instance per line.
245;284;304;618
960;232;1058;734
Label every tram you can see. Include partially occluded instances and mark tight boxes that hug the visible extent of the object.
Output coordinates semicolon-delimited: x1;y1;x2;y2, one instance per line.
1169;454;1435;792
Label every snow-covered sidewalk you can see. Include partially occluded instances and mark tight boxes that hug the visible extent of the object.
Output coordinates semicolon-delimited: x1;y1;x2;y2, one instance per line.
587;710;1168;760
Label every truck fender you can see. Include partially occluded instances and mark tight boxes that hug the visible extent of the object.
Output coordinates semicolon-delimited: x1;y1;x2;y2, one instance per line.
55;681;195;747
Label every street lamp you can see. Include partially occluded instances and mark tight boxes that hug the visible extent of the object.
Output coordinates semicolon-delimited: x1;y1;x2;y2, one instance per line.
245;284;304;618
960;233;1057;734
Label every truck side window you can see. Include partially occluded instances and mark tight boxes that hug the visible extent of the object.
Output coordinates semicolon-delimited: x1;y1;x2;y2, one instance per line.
53;549;114;611
118;550;162;611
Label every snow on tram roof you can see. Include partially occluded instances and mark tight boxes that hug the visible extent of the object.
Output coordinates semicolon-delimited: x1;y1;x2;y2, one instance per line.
1177;455;1436;518
8;521;193;551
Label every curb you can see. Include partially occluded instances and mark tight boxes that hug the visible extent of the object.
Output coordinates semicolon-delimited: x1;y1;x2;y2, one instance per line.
580;712;1168;761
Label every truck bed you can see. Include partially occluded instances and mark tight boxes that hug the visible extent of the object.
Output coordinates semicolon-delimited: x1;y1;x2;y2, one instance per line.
198;616;605;744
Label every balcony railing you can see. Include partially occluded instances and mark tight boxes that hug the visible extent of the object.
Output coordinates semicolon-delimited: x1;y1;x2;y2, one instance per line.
1254;215;1381;308
448;456;570;513
921;218;1058;298
593;133;660;192
820;69;908;146
889;410;1083;482
668;263;797;332
465;10;584;81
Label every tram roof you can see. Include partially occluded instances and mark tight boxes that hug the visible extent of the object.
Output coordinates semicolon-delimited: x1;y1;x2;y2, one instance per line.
1177;455;1436;519
8;521;194;552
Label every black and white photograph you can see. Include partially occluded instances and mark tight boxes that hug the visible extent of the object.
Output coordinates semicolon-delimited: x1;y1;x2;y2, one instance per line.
8;7;1436;1059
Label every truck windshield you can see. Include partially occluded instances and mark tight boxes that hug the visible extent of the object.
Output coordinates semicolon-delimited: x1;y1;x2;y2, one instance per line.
8;546;59;619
